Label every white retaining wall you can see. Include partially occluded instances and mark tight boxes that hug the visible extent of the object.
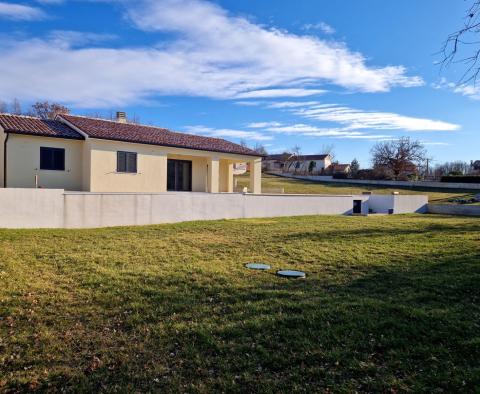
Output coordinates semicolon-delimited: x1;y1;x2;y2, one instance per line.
0;188;65;228
63;192;354;228
278;173;480;190
0;189;355;228
428;204;480;217
354;194;428;214
0;189;429;229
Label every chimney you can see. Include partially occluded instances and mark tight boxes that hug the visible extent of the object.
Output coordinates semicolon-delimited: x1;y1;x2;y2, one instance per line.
116;111;127;124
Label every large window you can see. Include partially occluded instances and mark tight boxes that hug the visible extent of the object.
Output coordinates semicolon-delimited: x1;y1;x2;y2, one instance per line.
40;147;65;171
117;151;137;173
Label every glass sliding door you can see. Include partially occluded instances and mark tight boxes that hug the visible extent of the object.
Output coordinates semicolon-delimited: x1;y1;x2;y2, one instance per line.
167;159;192;191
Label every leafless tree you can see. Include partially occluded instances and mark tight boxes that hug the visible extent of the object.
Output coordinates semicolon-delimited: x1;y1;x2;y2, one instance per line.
441;1;480;84
371;137;427;180
130;113;141;124
433;160;470;177
30;101;70;119
320;143;336;162
11;99;22;115
0;101;7;113
239;139;248;148
291;145;301;158
286;145;301;173
253;143;268;155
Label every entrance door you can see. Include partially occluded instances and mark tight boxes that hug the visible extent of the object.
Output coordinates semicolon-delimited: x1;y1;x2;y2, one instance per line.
167;159;192;191
353;200;362;214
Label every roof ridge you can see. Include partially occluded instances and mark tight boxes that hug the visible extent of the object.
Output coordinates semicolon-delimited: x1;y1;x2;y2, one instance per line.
0;113;46;120
62;114;171;132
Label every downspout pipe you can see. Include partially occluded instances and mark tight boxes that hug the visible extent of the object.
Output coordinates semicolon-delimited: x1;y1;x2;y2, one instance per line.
3;132;8;188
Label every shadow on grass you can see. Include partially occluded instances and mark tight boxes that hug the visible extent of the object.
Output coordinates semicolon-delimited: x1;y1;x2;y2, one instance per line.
5;250;480;393
278;220;480;243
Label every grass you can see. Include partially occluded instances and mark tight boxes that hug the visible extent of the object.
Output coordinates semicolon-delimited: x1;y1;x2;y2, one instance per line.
235;173;479;204
1;214;480;392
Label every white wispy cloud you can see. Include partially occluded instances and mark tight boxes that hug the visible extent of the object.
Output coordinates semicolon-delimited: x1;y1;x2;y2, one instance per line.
184;125;272;141
48;30;118;47
247;122;390;140
422;141;450;146
292;103;460;132
0;0;423;107
302;22;335;35
236;89;326;99
267;101;321;109
247;121;283;128
233;101;264;106
0;2;45;20
432;77;480;100
36;0;63;4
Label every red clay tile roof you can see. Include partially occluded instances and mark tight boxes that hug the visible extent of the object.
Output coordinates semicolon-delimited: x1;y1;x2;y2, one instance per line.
0;114;84;140
331;164;351;172
60;114;261;157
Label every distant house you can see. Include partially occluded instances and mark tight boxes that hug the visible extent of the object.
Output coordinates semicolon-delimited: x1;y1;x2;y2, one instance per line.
262;153;292;172
233;162;247;175
264;154;332;175
0;113;262;193
329;163;351;175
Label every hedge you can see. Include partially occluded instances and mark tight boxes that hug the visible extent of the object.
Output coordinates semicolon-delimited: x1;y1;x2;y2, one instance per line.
441;175;480;183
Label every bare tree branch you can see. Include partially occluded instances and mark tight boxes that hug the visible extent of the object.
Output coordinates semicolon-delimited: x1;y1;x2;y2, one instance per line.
440;0;480;84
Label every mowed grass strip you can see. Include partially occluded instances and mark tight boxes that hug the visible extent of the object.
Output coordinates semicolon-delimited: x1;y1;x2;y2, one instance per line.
235;173;479;204
0;214;479;392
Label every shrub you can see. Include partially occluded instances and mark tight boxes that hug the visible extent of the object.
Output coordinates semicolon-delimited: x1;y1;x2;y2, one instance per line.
332;173;349;179
441;175;480;183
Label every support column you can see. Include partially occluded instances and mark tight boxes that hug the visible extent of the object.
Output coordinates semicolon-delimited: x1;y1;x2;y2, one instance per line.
207;157;219;193
249;158;262;194
226;163;233;193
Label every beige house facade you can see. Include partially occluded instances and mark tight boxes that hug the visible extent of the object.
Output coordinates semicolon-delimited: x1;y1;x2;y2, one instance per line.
0;113;262;194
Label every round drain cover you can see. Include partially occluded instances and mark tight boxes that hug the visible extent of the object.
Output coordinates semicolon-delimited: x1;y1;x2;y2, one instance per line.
245;263;271;270
277;270;306;278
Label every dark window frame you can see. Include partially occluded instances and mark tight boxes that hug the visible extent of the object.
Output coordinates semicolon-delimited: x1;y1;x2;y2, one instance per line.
167;159;192;191
117;151;137;173
40;147;65;171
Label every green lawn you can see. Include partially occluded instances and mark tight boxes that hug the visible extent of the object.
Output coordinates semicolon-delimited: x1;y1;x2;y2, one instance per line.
235;173;479;204
1;215;480;392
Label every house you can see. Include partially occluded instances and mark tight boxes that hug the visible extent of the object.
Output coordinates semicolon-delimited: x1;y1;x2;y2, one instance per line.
0;113;262;193
264;154;332;174
262;153;292;172
233;162;247;175
329;163;351;175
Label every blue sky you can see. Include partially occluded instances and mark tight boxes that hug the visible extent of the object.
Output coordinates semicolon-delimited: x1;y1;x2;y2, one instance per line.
0;0;478;166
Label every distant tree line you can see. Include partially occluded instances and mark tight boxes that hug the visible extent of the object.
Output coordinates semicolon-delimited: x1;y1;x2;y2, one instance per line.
0;99;141;124
0;99;70;119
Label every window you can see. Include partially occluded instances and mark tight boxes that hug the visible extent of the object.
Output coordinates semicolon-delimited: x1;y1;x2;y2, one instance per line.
167;159;192;191
117;151;137;173
40;147;65;171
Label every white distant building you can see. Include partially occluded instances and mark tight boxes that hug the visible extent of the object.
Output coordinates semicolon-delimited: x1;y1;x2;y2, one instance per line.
233;162;247;175
264;154;332;175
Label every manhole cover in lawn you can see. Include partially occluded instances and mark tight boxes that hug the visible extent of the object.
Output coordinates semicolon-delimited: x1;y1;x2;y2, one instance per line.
277;270;306;279
245;263;271;270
